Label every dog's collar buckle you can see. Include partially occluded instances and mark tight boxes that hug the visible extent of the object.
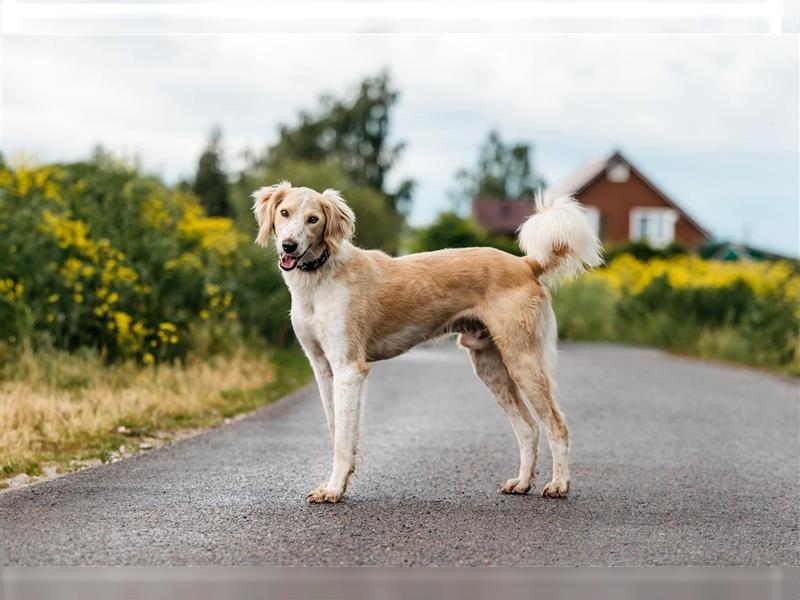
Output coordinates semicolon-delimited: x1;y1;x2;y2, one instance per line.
298;248;330;272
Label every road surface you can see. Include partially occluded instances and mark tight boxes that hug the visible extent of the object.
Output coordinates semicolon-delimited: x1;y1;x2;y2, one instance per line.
1;343;797;565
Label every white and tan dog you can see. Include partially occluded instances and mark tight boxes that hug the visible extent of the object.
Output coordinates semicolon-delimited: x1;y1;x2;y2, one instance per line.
253;182;601;503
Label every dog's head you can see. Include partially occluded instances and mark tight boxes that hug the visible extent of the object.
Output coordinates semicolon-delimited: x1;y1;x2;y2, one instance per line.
252;182;356;272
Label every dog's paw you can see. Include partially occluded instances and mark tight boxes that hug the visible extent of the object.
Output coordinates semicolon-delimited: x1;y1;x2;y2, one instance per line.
306;486;342;504
542;479;569;498
500;478;531;495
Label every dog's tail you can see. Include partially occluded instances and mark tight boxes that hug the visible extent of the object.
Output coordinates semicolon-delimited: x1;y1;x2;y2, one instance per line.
517;193;603;286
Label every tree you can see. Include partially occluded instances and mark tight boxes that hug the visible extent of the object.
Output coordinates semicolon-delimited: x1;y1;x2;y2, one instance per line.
452;130;546;212
193;126;231;217
411;212;521;256
263;72;414;215
411;212;486;253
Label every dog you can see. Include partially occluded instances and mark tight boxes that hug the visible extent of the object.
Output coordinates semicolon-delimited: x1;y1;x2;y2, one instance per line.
252;182;602;503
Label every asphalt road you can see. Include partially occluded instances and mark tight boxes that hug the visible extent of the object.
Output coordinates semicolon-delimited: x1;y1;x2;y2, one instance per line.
1;343;797;566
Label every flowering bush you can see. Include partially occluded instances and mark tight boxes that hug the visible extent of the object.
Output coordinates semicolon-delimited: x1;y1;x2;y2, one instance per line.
591;254;798;306
554;254;800;373
0;157;290;362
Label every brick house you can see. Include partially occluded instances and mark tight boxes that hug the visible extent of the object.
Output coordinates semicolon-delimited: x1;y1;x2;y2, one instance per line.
473;150;709;249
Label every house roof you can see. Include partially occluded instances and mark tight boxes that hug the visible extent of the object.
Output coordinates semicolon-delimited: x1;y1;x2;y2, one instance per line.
547;150;710;238
472;197;534;235
545;156;608;200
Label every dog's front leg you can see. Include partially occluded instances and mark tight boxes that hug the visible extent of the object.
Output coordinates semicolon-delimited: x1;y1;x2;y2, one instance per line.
305;348;334;444
296;334;335;441
307;361;368;504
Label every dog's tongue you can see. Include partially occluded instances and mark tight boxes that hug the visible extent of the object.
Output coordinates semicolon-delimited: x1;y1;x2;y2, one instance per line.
280;255;298;271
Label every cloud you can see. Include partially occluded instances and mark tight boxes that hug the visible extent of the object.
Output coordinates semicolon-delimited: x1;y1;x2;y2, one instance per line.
3;34;797;254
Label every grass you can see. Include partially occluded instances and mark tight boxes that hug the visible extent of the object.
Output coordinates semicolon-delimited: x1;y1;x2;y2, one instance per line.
0;345;311;480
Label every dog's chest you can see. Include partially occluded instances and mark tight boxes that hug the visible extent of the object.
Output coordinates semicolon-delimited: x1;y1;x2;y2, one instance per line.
288;277;349;343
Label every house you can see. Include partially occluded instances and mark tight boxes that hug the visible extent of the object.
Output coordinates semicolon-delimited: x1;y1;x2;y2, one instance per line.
472;198;536;237
473;150;710;250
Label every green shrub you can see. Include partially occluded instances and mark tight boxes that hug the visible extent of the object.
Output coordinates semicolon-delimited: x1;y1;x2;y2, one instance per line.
552;279;617;340
553;253;800;374
0;158;290;362
604;240;687;263
410;212;522;255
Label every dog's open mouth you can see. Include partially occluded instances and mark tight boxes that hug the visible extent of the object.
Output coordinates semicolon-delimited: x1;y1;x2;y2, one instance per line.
279;254;299;271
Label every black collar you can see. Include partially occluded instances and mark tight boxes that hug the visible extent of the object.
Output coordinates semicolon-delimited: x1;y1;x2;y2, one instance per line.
297;248;330;272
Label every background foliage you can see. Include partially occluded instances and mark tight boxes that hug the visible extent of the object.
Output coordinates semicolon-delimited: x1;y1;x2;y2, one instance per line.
553;255;800;373
0;157;291;363
192;126;232;218
451;129;546;213
410;211;520;256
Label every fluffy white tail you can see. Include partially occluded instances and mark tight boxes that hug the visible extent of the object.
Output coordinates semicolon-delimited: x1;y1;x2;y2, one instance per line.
517;194;603;286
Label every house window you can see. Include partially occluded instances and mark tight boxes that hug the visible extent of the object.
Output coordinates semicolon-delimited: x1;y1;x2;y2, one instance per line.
607;163;630;183
584;206;601;239
629;208;677;248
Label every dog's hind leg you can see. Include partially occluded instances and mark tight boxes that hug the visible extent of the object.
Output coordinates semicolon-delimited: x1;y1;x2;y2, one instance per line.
465;341;540;495
501;348;571;498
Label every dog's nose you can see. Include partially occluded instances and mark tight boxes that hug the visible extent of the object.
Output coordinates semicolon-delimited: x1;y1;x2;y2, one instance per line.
281;240;298;254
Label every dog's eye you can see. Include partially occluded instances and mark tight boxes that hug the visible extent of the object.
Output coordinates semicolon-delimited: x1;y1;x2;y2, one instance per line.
307;216;319;224
280;209;289;218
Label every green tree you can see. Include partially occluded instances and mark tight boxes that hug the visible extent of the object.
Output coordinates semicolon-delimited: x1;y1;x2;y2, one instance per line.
411;212;486;252
452;130;546;211
193;126;231;217
263;72;414;215
411;212;521;256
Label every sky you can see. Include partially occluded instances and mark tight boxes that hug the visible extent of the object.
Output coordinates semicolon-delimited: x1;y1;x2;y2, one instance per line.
3;34;798;255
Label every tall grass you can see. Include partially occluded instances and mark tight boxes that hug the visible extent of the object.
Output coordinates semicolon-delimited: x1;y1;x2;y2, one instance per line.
0;345;311;479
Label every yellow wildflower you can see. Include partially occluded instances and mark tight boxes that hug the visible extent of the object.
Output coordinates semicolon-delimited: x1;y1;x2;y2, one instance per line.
113;311;132;336
142;195;171;229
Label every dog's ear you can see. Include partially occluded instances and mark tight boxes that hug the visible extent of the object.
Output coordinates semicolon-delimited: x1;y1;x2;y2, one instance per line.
320;189;356;254
252;181;291;247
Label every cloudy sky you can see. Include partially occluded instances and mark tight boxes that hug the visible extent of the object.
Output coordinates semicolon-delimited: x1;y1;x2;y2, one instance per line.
3;34;798;255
